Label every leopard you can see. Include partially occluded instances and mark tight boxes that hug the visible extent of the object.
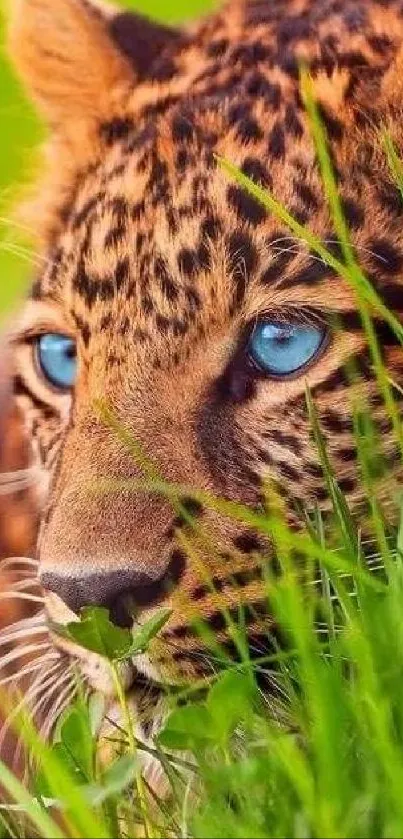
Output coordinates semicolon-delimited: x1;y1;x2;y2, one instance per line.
1;0;403;783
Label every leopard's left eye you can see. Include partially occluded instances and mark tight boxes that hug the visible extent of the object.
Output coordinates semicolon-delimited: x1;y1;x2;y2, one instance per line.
247;319;326;377
36;334;77;390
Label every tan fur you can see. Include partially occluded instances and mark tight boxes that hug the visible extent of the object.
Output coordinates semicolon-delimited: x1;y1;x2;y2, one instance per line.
9;0;133;125
2;0;403;765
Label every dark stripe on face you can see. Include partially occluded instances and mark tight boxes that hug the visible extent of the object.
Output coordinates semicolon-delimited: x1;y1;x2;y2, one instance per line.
192;565;263;600
168;629;280;670
321;410;353;434
13;375;59;420
263;429;302;456
331;312;402;348
370;281;403;313
166;597;270;640
310;350;373;397
275;258;335;290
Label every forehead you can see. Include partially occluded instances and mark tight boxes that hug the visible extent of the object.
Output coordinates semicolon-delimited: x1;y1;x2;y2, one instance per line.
34;0;403;338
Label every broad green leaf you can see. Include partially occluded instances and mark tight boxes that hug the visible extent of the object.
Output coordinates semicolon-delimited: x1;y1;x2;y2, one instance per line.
127;609;172;656
88;693;106;738
51;743;89;785
0;759;64;839
158;705;215;751
35;743;85;800
58;704;94;783
59;606;172;662
35;702;94;798
61;606;133;660
83;756;138;807
207;671;255;743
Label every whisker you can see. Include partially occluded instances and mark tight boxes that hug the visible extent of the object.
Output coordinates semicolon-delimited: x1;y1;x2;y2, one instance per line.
0;641;51;672
266;235;307;249
0;625;49;649
0;469;37;485
0;612;46;638
322;238;390;264
1;581;41;596
0;481;36;496
36;669;76;739
12;661;64;711
0;662;65;751
0;558;39;574
307;560;390;589
266;235;390;267
40;682;77;742
0;593;44;604
14;673;75;770
0;242;47;269
0;215;38;236
0;654;60;688
271;245;324;264
0;576;40;591
0;236;62;271
0;615;47;634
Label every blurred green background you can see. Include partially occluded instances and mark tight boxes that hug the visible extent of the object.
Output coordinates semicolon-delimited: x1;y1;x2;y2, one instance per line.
0;0;215;318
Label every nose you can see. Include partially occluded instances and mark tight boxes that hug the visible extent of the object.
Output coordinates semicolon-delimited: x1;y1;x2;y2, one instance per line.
41;554;185;628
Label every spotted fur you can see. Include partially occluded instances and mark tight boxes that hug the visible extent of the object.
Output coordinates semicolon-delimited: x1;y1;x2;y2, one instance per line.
2;0;403;748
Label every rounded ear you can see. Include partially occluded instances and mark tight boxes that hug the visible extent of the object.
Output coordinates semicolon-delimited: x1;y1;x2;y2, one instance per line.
8;0;135;127
0;339;38;561
8;0;184;128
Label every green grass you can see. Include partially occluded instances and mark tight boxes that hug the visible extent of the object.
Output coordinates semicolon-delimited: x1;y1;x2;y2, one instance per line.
2;1;403;838
2;472;403;838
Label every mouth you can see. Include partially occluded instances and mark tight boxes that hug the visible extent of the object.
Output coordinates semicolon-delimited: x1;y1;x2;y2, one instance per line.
44;590;172;698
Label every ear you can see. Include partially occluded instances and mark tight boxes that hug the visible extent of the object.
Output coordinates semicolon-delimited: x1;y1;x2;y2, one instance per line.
8;0;184;127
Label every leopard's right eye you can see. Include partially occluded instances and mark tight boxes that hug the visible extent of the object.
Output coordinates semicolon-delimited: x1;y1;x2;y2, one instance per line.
247;319;327;378
36;334;77;390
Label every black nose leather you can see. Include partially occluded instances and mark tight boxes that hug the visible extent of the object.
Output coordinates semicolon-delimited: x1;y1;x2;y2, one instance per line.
41;569;164;627
41;551;186;628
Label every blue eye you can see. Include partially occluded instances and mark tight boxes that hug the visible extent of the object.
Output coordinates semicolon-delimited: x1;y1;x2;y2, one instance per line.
248;320;326;377
36;334;77;390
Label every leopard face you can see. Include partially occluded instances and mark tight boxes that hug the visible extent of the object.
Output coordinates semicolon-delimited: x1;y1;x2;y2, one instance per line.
4;0;403;699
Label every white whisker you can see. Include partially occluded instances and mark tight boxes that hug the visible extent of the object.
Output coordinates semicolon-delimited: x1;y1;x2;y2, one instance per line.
0;558;39;570
0;613;46;639
0;215;38;236
0;654;60;688
0;572;39;584
266;235;306;249
0;642;51;671
1;581;41;596
0;662;66;752
0;469;37;485
0;242;46;269
24;664;68;707
14;673;75;770
258;674;291;704
33;669;76;738
41;682;77;742
11;660;62;706
323;238;390;264
0;625;49;649
0;482;34;495
0;593;44;604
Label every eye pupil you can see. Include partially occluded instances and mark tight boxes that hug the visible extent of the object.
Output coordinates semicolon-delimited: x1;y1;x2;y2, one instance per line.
276;332;292;345
37;334;77;390
248;319;325;377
